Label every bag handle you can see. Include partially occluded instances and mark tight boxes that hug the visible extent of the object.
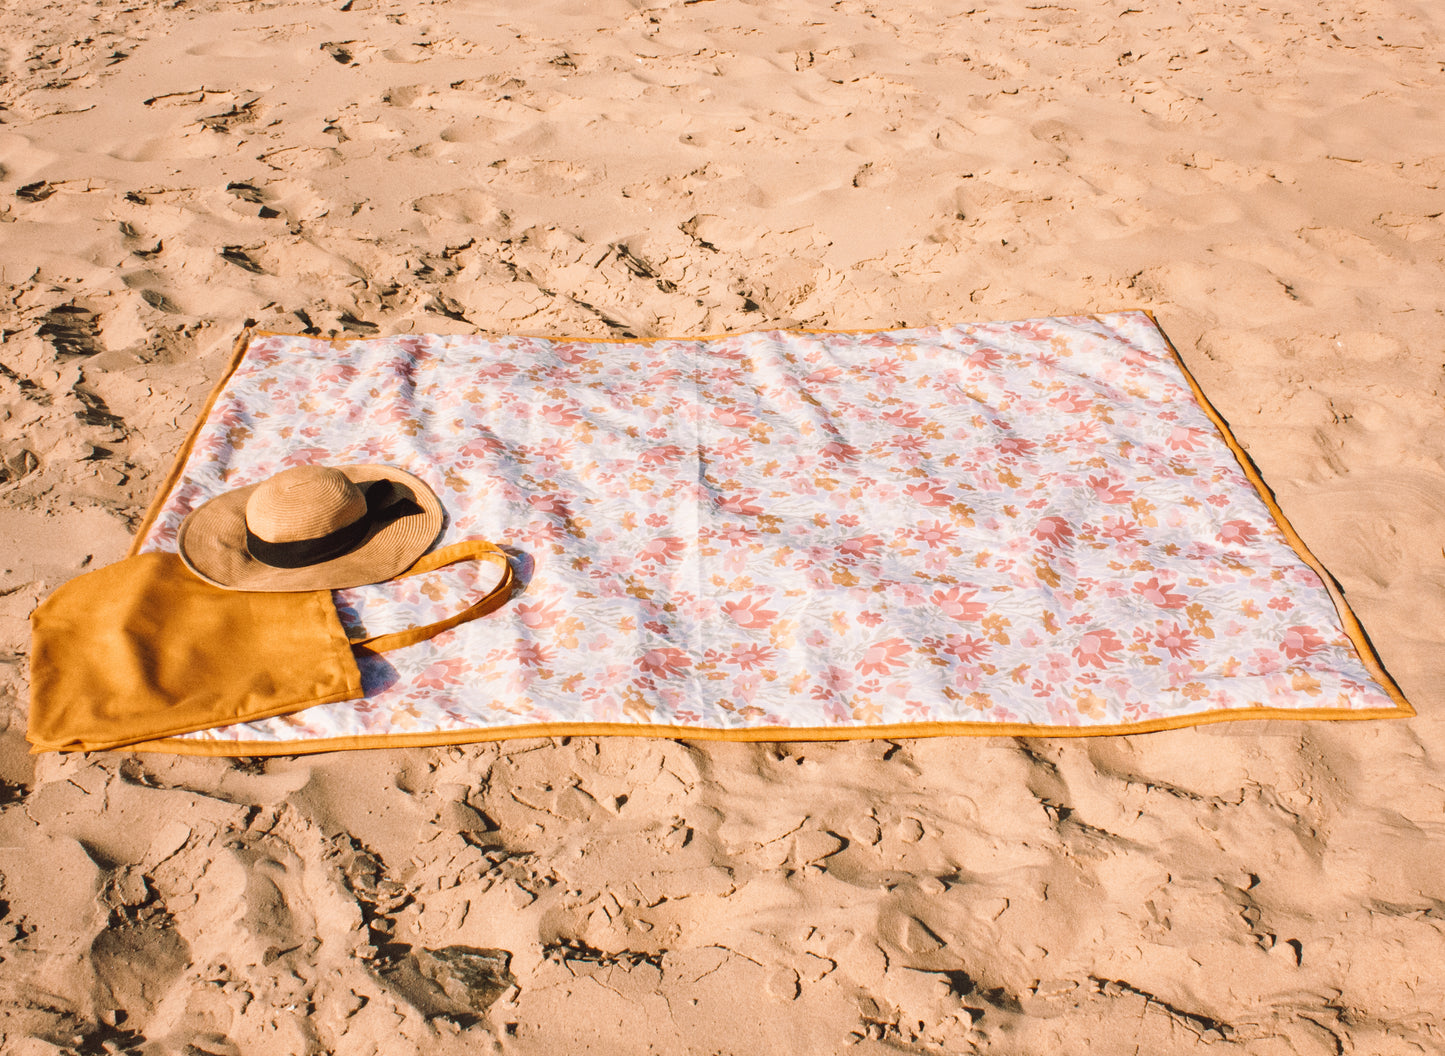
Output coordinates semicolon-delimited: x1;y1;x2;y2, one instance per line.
349;540;516;653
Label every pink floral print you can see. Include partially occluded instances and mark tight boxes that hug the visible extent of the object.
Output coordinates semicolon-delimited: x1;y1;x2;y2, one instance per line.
136;311;1400;746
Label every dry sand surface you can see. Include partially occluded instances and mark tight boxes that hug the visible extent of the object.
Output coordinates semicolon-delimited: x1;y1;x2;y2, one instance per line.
1;0;1443;1051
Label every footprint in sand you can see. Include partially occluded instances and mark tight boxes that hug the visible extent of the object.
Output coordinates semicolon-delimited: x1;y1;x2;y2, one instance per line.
91;868;192;1028
183;37;285;60
258;145;342;174
1028;118;1080;160
91;922;191;1026
412;188;503;226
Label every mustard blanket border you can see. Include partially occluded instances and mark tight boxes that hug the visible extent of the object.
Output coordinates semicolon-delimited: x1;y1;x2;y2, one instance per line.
123;312;1413;755
122;705;1414;756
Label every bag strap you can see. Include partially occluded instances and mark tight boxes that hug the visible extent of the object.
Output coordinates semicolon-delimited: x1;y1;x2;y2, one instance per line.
350;540;516;653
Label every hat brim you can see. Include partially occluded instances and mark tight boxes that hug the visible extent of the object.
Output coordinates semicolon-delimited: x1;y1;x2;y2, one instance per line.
177;464;444;592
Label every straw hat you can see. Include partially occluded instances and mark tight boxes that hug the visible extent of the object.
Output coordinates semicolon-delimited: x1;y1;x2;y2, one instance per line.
177;464;444;591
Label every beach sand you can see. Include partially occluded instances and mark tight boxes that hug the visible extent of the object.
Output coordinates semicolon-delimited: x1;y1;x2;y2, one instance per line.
1;0;1443;1051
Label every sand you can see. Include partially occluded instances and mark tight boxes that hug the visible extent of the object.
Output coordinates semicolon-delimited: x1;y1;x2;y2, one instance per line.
1;0;1443;1051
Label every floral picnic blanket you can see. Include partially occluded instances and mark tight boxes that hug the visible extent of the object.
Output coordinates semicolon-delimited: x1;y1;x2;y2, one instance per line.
132;311;1410;752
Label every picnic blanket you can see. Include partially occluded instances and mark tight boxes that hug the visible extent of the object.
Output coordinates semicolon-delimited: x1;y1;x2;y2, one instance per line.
127;311;1410;753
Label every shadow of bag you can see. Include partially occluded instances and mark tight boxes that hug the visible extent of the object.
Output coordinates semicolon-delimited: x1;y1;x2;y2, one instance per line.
27;539;514;753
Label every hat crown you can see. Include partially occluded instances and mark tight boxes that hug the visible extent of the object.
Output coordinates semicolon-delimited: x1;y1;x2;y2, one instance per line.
244;465;367;544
